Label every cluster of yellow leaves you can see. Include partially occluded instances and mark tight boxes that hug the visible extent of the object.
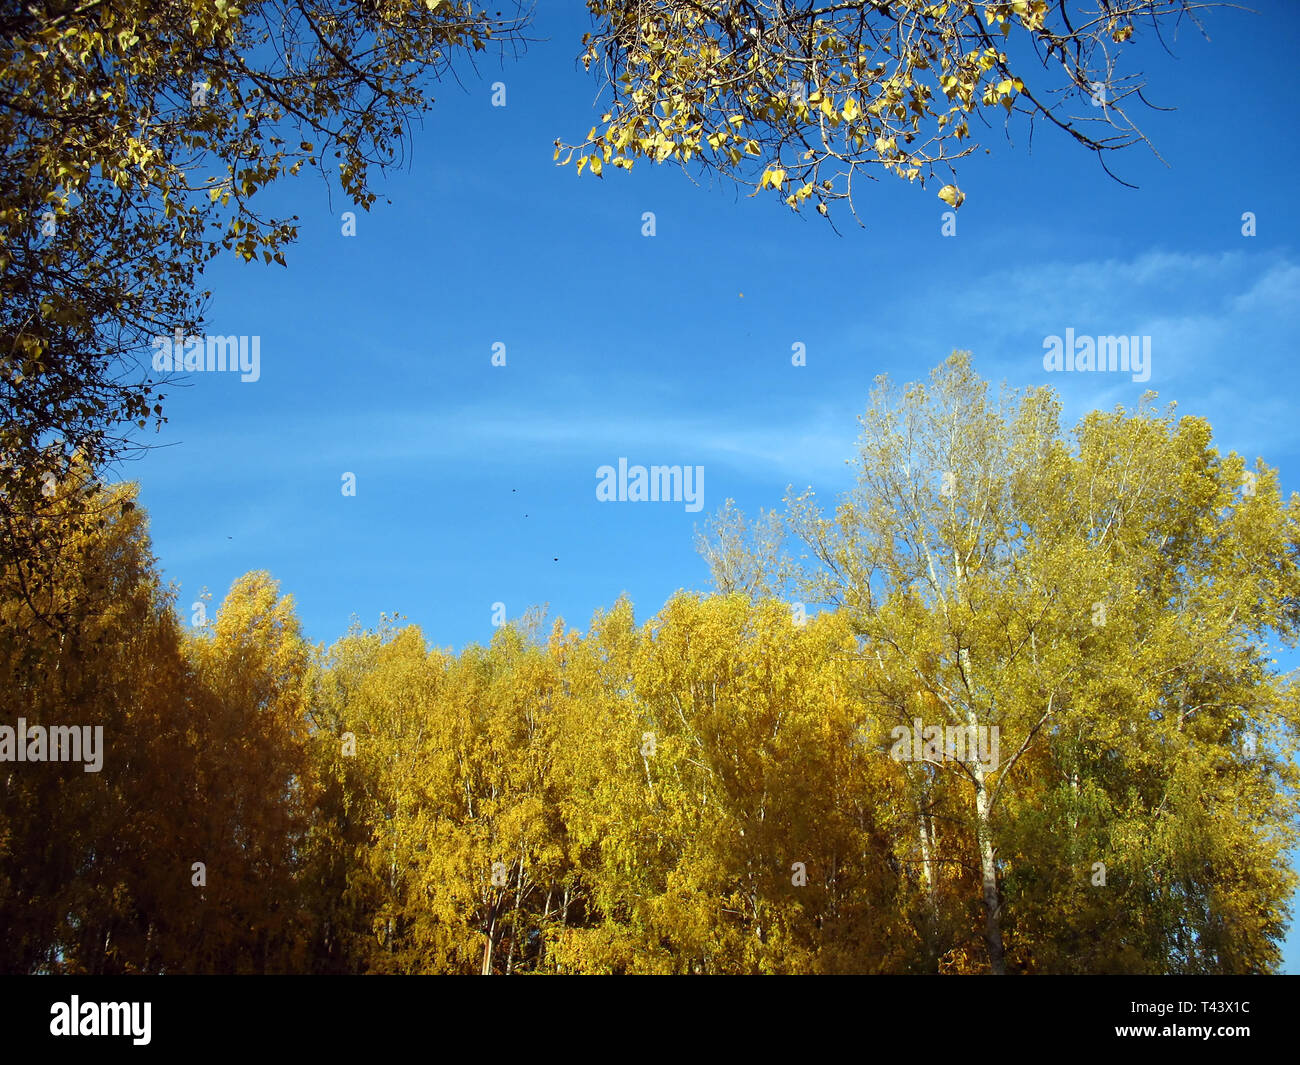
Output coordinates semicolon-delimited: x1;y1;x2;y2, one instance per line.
560;0;1166;219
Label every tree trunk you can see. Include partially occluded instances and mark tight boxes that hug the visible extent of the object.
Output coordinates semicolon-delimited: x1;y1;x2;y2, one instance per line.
970;742;1005;974
916;795;940;969
481;899;497;975
505;856;524;975
957;642;1005;975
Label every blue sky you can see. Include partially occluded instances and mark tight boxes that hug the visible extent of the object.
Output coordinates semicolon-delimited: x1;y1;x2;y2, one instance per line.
119;2;1300;969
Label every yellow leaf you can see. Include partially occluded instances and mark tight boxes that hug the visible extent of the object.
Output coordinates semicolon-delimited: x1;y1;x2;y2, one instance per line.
937;184;965;208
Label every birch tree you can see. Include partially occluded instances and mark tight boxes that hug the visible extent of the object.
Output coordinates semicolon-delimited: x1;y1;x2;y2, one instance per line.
699;352;1300;972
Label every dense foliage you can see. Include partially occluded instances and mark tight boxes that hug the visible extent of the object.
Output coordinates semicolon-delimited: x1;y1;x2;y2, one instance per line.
3;357;1295;974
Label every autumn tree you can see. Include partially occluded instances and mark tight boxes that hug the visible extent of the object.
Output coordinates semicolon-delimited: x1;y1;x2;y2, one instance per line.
698;352;1300;973
299;619;392;973
0;473;207;973
0;479;331;974
0;0;526;590
544;593;924;973
180;572;317;973
302;613;579;974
